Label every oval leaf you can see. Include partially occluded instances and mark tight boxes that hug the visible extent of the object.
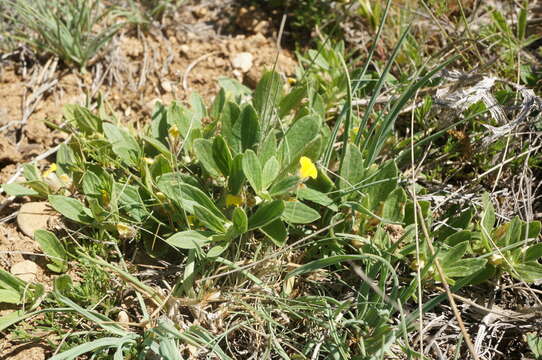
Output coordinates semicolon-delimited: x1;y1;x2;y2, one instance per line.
165;231;209;249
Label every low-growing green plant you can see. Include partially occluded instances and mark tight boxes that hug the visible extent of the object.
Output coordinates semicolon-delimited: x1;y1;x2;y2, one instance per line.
129;0;185;22
2;1;541;356
5;0;129;70
3;64;540;356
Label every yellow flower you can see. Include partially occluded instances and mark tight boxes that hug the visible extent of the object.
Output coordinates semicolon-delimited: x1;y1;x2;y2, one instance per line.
168;124;180;138
43;163;58;177
489;254;504;266
187;215;196;226
58;173;73;187
143;157;155;165
100;189;110;206
116;223;136;239
299;156;317;179
225;194;243;207
155;192;167;201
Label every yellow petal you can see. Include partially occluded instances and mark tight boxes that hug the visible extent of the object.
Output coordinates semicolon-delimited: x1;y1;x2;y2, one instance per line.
299;156;317;179
168;124;180;138
187;215;196;226
225;194;243;207
42;163;58;177
116;223;135;239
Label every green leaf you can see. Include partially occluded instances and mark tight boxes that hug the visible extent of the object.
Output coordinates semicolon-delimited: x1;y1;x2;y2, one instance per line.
0;270;25;304
339;144;364;190
48;195;93;224
0;290;23;304
150;154;173;178
510;262;542;283
232;207;248;234
439;242;486;279
481;192;495;236
0;310;26;332
261;219;288;246
228;154;245;195
113;183;148;222
49;336;137;360
285;255;366;280
527;332;542;359
81;171;103;197
366;160;398;211
22;180;50;197
435;207;474;241
194;205;226;233
2;183;39;197
218;77;251;101
212;135;233;176
306;167;335;193
522;221;541;240
150;101;168;144
297;187;337;211
223;102;243;154
240;104;260;151
207;244;228;258
502;216;522;248
193;139;221;177
167;101;197;138
210;88;226;120
159;337;182;360
440;241;468;264
157;174;225;220
258;132;277;165
278;115;320;169
254;71;284;117
404;200;430;226
142;135;172;158
103;123;141;167
492;10;511;36
56;143;77;175
279;85;306;118
165;231;210;249
441;258;487;279
23;164;40;182
190;93;207;126
381;187;406;223
54;275;74;295
444;231;472;248
282;201;320;224
262;156;280;190
63;104;102;134
87;198;108;223
34;230;68;273
269;176;299;197
525;244;542;262
242;150;263;193
248;200;284;230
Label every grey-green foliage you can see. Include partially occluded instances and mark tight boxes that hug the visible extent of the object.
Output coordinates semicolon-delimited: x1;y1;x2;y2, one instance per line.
6;0;128;70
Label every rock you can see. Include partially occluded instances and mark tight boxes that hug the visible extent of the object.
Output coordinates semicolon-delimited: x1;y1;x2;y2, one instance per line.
0;135;21;165
5;344;46;360
179;44;190;57
161;79;173;93
231;52;254;73
10;260;39;282
117;310;130;325
17;202;54;238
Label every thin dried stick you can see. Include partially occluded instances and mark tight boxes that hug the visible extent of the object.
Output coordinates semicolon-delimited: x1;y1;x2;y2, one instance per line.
182;52;216;91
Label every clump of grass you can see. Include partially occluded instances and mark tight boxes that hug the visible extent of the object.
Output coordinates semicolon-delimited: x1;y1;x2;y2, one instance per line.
4;0;128;71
